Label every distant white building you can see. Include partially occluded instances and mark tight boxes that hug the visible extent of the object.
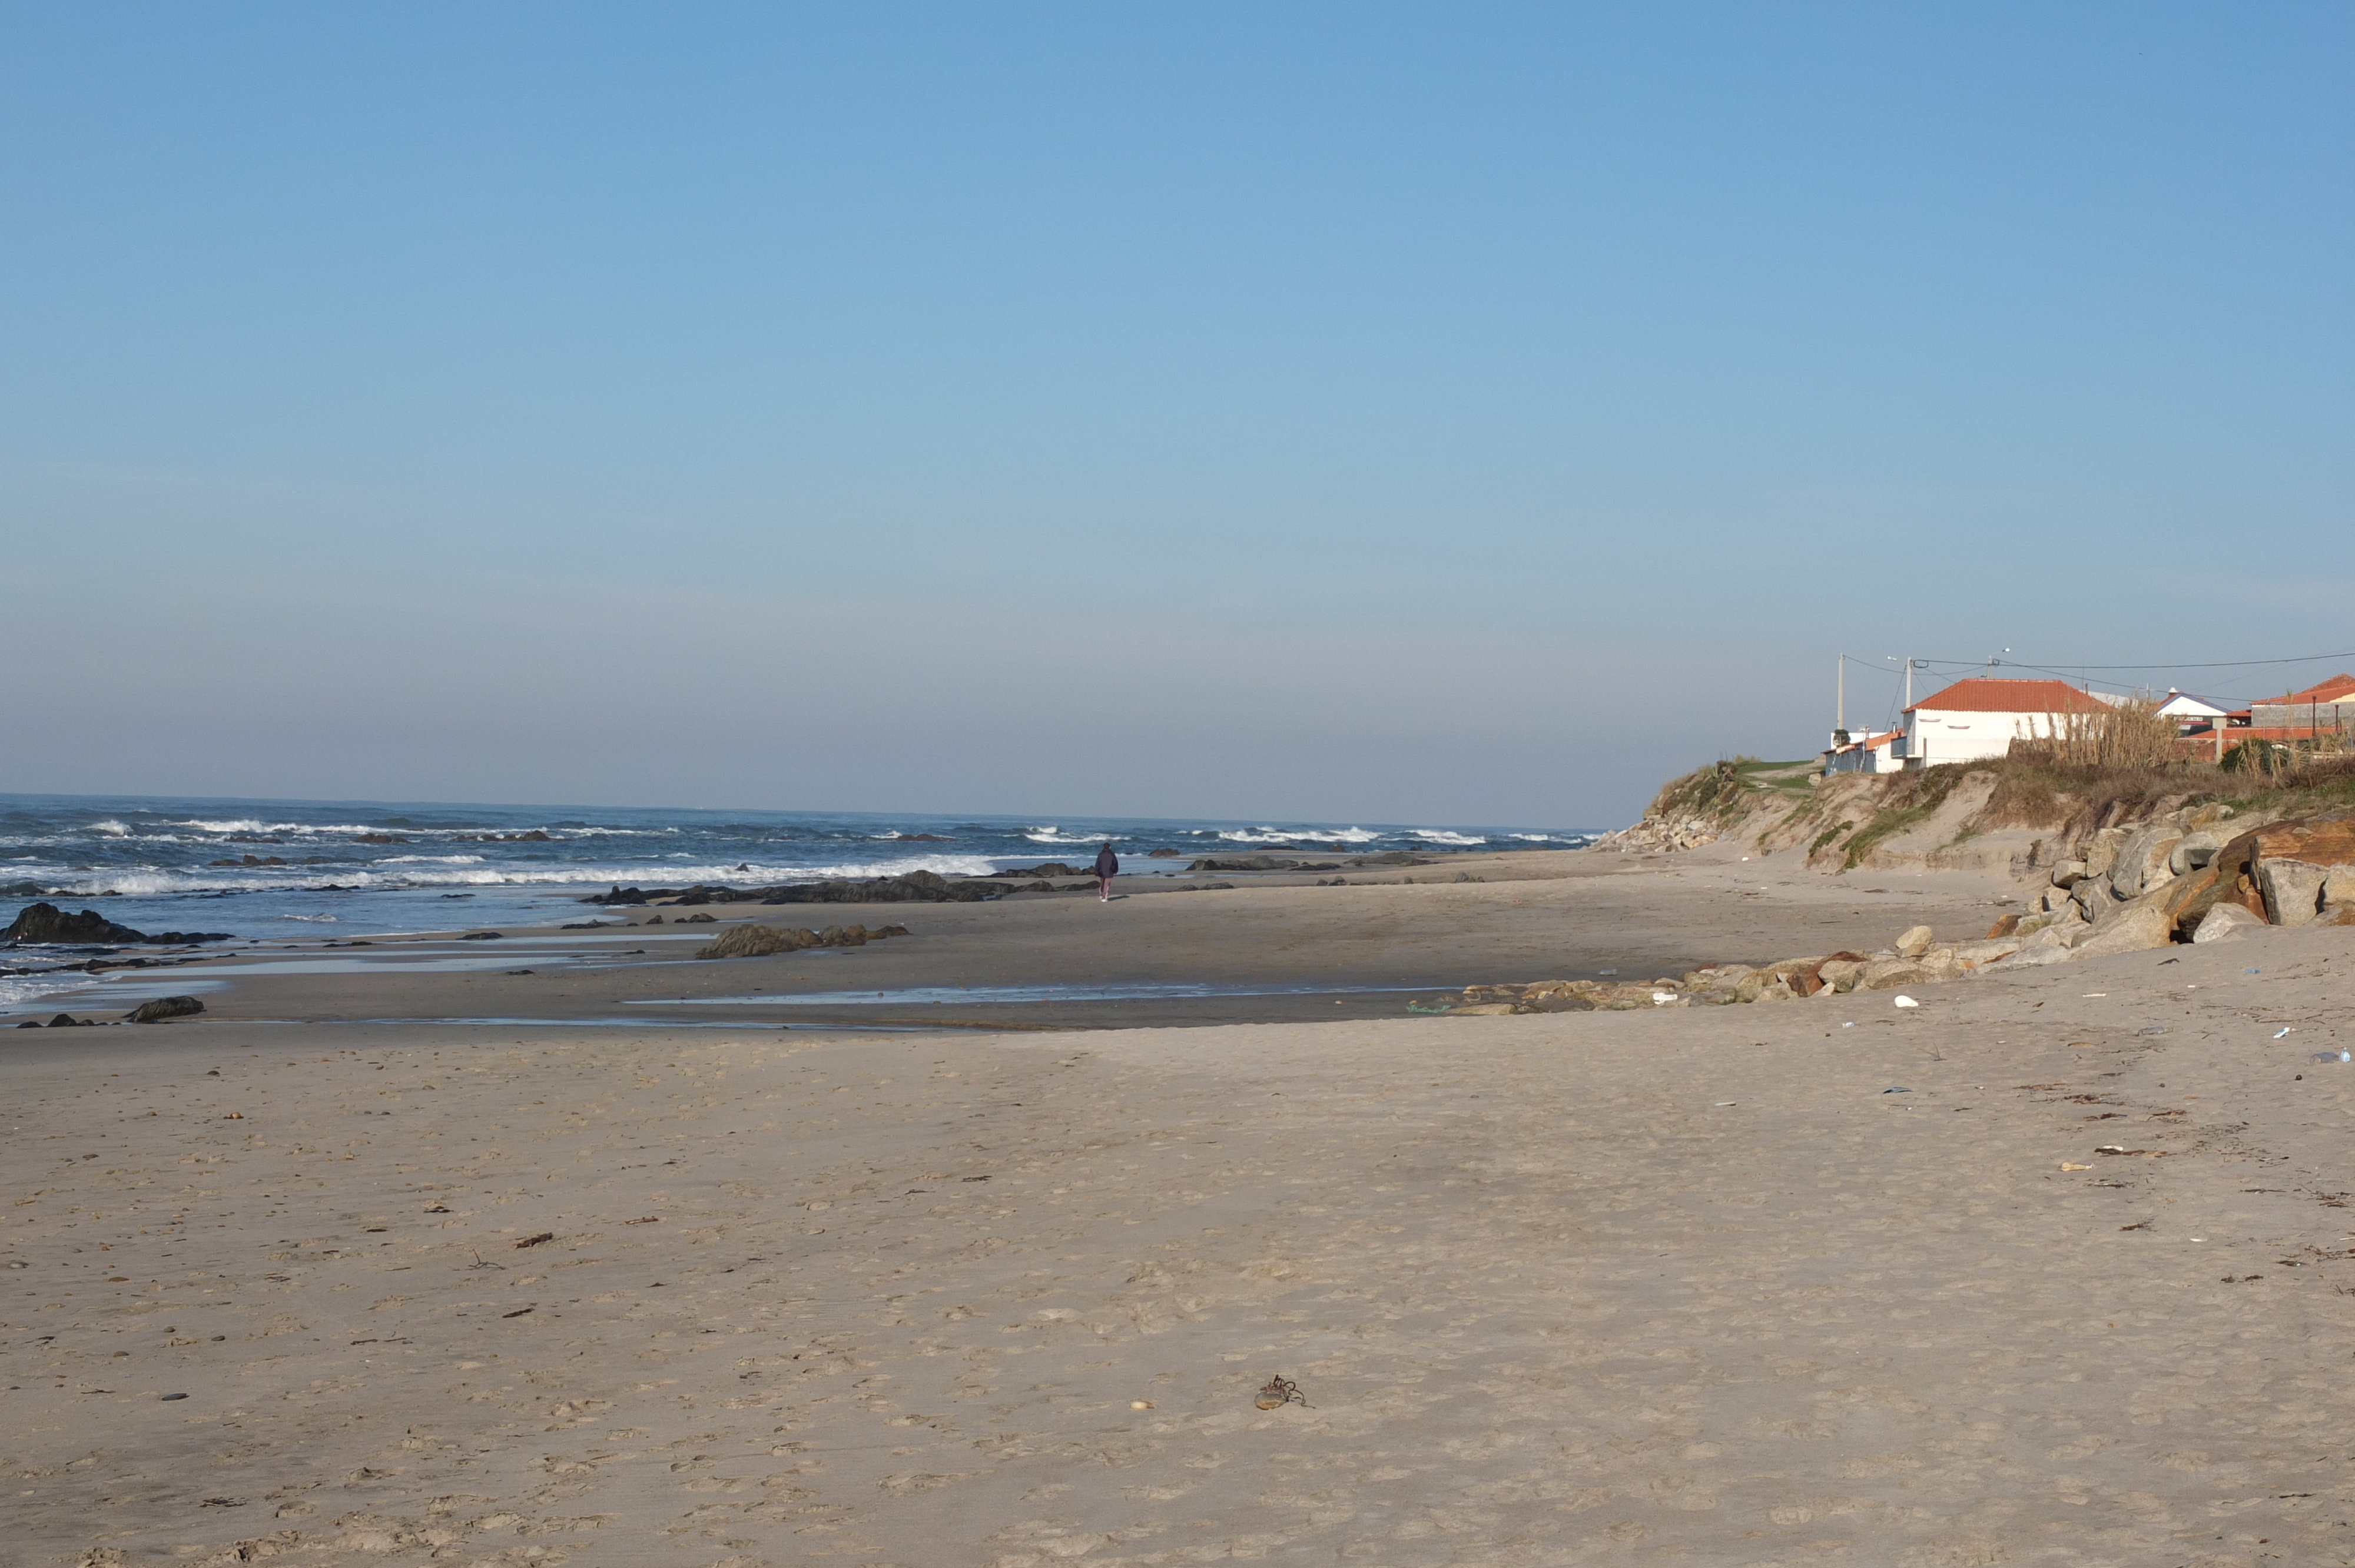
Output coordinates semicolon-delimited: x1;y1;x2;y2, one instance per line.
1823;729;1905;774
2154;689;2230;723
1899;677;2115;768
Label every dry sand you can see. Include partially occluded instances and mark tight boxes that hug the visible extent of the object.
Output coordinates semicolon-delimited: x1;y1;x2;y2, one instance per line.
5;849;2352;1567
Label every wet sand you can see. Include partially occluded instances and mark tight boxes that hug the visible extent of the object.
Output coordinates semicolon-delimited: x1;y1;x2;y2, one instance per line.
4;849;2351;1566
10;846;2024;1035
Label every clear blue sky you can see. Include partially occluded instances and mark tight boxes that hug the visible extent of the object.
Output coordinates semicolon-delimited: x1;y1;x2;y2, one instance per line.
4;4;2349;826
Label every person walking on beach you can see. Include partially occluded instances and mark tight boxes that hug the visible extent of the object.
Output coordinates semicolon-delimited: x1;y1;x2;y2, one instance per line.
1094;842;1119;902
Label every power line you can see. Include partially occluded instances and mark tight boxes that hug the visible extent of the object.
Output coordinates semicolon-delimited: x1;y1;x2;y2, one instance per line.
1902;649;2355;675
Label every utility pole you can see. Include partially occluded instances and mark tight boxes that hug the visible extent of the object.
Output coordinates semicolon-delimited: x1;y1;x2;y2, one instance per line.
1836;655;1846;742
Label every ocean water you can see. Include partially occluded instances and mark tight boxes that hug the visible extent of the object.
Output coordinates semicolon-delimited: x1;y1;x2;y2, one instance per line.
0;792;1594;945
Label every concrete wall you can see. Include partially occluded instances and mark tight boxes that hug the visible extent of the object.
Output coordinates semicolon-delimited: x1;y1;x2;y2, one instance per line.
2250;702;2355;732
1903;707;2072;767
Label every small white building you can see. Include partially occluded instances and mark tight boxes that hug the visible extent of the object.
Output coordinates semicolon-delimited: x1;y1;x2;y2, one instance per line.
2154;689;2230;725
1900;677;2114;768
1823;729;1905;774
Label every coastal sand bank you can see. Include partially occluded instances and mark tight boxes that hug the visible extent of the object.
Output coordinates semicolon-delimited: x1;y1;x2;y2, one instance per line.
4;855;2351;1566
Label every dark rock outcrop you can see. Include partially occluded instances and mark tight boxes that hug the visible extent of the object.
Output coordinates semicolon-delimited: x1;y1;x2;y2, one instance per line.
697;921;911;959
6;903;148;944
589;870;1010;908
126;995;204;1023
4;903;235;946
761;871;1003;904
459;931;504;941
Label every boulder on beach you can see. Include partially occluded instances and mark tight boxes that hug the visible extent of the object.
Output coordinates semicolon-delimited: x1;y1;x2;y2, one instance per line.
2192;903;2266;943
698;923;814;959
2069;903;2175;959
696;921;911;959
125;996;204;1024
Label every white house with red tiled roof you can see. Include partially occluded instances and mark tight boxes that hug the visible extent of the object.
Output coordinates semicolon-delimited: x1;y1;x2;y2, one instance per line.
1899;677;2117;768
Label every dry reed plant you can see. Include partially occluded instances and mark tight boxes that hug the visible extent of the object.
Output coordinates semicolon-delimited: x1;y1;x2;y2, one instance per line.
2007;698;2177;769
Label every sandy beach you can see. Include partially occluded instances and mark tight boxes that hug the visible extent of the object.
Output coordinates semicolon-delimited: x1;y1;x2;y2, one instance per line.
5;846;2351;1566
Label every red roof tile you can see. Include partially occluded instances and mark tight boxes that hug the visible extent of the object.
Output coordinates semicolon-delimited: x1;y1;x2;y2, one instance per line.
1904;677;2108;716
2260;672;2355;706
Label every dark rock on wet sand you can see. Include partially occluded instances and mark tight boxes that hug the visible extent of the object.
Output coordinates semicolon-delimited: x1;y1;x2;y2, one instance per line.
697;921;911;959
4;903;234;946
126;995;204;1023
459;931;504;941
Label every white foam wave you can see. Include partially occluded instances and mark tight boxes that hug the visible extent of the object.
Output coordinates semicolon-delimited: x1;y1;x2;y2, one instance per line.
283;913;340;922
37;853;1007;898
380;855;487;865
1408;830;1488;846
0;971;98;1008
1023;828;1116;846
89;820;132;836
168;818;403;837
1215;826;1376;845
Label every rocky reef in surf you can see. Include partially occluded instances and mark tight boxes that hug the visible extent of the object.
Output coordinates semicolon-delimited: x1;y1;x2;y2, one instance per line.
4;902;234;946
585;869;1010;906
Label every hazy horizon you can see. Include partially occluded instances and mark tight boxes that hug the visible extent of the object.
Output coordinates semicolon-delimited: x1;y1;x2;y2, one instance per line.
6;5;2349;824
